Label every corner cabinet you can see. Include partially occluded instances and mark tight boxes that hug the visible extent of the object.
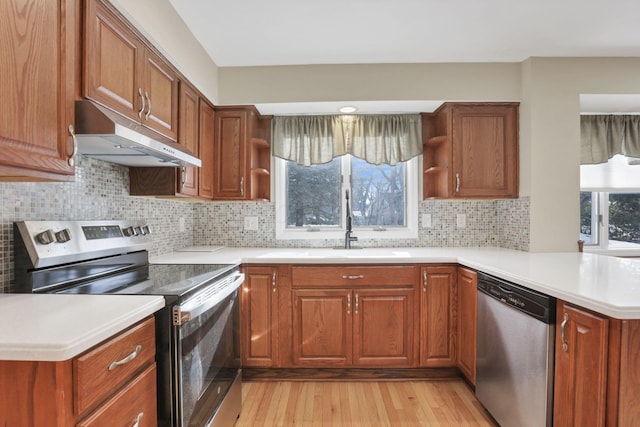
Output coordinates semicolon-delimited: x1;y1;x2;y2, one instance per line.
0;0;76;181
290;265;417;368
240;265;282;367
456;267;477;385
213;106;272;201
422;102;519;199
420;266;457;367
83;0;178;141
0;317;157;426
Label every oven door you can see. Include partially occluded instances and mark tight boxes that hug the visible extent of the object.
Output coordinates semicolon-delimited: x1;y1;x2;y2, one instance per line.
173;275;243;427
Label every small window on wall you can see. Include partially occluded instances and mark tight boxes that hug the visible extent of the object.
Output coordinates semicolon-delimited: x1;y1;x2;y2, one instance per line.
580;155;640;253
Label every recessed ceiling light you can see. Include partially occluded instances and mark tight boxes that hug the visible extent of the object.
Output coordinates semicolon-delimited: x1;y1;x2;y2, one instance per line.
339;106;357;113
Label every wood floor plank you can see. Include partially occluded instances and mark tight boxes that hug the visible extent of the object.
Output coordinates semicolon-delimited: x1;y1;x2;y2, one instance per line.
237;379;496;427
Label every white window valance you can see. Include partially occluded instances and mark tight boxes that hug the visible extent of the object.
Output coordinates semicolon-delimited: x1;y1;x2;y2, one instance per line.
581;115;640;164
272;114;423;166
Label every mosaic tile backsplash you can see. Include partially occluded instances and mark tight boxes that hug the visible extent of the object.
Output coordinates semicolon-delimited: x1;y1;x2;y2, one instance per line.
0;156;529;291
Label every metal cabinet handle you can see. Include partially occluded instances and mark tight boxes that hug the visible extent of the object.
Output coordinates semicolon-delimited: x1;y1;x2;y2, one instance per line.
109;345;142;371
455;173;460;192
132;412;144;427
560;313;569;352
67;124;78;167
423;270;428;292
240;177;244;196
342;275;364;280
355;293;359;314
272;272;277;293
180;167;186;188
138;88;146;118
144;91;151;120
347;293;351;314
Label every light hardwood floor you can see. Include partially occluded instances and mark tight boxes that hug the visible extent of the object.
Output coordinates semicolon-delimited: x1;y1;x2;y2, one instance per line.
236;380;496;426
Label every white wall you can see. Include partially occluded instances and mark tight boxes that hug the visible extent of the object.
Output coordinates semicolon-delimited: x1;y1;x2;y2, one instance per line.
112;0;219;103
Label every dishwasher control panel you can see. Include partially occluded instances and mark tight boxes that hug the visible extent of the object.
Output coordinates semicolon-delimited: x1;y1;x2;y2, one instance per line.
477;272;556;324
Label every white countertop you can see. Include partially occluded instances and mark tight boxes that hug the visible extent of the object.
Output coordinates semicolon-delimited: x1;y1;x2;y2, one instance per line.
151;246;640;319
0;294;164;361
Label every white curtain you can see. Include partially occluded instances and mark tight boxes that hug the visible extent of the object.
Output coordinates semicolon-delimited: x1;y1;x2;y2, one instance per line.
581;115;640;164
272;114;422;166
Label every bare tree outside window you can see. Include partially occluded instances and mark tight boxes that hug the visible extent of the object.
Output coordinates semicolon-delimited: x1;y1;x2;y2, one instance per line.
286;158;341;227
351;157;406;227
285;156;407;229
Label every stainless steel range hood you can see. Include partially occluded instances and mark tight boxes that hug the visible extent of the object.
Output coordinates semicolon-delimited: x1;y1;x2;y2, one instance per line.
74;100;201;168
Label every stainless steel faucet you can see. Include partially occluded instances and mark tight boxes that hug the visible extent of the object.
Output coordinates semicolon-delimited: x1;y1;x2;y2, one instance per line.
345;190;358;249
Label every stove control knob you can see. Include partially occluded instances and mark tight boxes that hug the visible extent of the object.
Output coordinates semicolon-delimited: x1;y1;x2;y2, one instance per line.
140;225;150;235
134;226;142;236
55;228;72;243
122;226;135;237
35;229;55;245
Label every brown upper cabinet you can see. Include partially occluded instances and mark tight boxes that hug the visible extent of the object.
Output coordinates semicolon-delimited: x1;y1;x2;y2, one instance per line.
0;0;77;181
213;106;272;201
83;0;179;141
422;102;519;199
129;83;215;199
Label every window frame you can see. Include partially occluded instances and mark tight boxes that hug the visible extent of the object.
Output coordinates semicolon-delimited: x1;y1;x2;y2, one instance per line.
274;155;419;241
582;191;640;255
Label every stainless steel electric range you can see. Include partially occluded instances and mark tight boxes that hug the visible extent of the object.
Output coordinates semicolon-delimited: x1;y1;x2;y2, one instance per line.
13;220;243;427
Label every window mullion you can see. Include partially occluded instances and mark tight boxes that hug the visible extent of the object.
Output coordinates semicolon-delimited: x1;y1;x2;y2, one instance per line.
600;192;609;248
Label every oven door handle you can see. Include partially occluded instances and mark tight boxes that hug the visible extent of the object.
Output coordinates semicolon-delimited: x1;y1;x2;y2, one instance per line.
172;272;244;326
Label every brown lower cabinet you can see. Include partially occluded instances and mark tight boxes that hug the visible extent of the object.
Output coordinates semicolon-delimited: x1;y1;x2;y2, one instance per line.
553;300;640;426
289;265;418;368
456;267;477;385
420;265;457;367
0;316;157;426
240;265;281;367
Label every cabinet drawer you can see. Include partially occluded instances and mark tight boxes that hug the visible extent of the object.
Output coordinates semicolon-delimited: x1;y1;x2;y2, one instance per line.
292;265;416;288
77;364;158;427
74;317;156;414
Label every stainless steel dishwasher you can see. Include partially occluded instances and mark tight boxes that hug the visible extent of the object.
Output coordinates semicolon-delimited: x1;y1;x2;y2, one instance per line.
476;272;556;427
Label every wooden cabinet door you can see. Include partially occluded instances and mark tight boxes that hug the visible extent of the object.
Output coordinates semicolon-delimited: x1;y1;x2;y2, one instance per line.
554;301;609;427
213;110;248;199
176;82;199;197
241;267;279;367
452;104;518;198
457;267;477;384
142;49;178;140
292;289;352;367
420;266;457;367
353;288;415;367
198;101;215;199
84;0;143;123
0;0;76;181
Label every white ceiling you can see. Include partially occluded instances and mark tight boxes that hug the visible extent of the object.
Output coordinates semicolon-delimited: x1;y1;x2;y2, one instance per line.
167;0;640;114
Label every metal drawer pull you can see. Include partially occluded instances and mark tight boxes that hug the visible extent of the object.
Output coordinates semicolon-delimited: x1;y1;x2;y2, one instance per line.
138;88;146;118
560;313;569;352
347;293;351;314
355;293;359;314
144;91;152;120
68;125;78;167
109;345;142;371
132;412;144;427
342;275;364;280
423;271;427;291
272;272;277;293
